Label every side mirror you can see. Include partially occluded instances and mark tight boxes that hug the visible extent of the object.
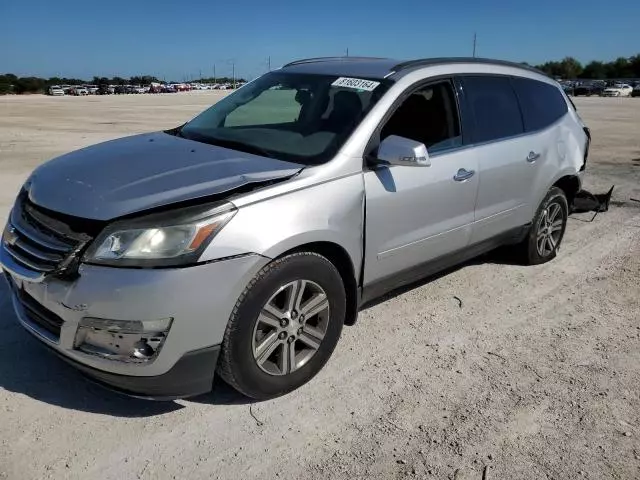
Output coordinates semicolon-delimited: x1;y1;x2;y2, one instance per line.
374;135;431;167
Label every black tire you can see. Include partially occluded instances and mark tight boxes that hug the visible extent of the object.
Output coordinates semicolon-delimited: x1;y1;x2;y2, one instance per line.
518;187;569;265
217;252;346;400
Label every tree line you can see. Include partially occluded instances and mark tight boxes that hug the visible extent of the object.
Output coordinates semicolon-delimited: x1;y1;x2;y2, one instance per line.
0;74;245;94
531;55;640;80
2;54;639;94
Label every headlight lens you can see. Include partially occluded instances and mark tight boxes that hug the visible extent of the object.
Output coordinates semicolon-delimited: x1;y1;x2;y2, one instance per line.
85;203;236;267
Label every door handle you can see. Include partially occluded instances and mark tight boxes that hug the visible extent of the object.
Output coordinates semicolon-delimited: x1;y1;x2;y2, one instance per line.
527;151;541;163
453;168;475;182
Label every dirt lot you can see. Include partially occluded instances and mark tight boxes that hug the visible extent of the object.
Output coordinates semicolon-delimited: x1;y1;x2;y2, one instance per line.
0;93;639;480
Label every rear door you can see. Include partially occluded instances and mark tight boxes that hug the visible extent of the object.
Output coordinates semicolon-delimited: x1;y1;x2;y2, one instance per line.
363;79;479;286
510;76;570;219
459;75;530;244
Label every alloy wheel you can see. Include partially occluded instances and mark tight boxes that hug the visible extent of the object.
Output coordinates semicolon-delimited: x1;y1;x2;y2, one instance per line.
252;280;330;376
536;202;564;257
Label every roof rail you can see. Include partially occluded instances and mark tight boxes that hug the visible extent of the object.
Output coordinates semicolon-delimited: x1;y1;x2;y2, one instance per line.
390;57;549;77
283;56;390;67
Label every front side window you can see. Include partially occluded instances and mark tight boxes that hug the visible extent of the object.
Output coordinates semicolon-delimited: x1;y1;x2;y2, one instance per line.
462;76;524;143
179;72;389;165
380;80;462;153
511;77;568;132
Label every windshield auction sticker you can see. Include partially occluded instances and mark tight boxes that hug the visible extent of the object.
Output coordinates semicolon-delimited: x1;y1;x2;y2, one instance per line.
331;77;380;91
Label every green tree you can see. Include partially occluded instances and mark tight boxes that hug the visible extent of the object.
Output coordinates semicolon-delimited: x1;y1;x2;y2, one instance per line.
629;54;640;78
14;77;46;93
0;73;18;94
581;61;606;79
558;57;582;79
608;57;632;78
535;61;562;77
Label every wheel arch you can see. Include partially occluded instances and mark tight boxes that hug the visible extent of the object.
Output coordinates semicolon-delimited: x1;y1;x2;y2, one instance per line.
553;174;581;207
275;241;359;326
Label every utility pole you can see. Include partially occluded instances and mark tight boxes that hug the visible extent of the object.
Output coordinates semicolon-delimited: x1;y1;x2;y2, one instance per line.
213;64;216;84
232;62;236;89
268;56;271;72
199;69;202;82
346;47;349;57
472;33;477;58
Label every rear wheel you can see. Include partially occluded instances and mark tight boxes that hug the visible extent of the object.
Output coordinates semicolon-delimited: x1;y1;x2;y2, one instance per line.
217;252;346;400
519;187;569;265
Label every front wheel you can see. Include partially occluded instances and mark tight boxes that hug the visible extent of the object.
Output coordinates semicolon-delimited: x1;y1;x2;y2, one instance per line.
518;187;569;265
217;252;346;400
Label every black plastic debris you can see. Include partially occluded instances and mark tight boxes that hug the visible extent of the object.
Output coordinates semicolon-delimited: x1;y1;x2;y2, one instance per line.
571;185;614;222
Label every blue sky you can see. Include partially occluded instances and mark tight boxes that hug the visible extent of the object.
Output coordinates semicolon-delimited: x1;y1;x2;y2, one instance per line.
2;0;638;80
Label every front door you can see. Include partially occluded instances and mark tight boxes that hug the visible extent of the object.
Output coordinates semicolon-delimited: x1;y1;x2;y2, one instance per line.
363;79;479;286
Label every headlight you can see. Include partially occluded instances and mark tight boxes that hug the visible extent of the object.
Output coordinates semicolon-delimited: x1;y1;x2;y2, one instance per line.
84;202;236;267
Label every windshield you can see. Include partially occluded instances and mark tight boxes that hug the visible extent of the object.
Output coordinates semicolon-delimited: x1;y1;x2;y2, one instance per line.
179;72;390;165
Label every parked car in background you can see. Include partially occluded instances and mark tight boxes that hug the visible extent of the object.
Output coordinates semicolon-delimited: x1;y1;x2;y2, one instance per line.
97;84;112;95
561;83;574;96
573;82;605;96
70;86;89;96
86;85;99;94
48;85;65;96
0;57;592;401
632;84;640;97
602;84;633;97
114;85;127;94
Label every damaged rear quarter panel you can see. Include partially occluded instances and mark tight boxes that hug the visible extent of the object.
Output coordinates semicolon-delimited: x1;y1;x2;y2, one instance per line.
201;172;365;278
529;113;587;215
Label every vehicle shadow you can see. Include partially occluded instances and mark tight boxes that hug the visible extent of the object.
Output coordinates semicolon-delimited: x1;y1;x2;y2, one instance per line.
0;246;523;415
360;246;524;310
0;278;249;416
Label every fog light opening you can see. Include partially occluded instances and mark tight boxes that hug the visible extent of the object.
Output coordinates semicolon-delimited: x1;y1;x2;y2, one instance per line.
75;317;173;363
132;339;156;360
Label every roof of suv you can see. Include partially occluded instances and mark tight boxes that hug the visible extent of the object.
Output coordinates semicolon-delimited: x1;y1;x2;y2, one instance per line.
281;56;548;80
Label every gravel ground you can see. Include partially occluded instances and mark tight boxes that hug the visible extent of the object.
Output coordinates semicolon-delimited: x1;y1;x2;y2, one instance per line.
0;93;638;480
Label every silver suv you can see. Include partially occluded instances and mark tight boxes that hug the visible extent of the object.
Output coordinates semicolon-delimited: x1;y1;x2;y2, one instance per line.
1;57;590;400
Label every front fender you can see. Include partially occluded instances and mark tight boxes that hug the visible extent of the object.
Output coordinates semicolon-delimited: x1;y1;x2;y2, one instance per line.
201;174;365;272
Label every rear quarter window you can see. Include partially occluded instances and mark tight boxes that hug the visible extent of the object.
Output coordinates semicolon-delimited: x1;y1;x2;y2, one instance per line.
511;77;568;132
461;76;524;144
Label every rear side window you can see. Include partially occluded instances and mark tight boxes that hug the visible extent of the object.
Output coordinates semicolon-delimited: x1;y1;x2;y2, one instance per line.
511;77;568;132
461;76;524;143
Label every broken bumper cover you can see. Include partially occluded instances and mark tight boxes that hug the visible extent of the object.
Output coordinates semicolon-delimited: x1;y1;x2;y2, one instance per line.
571;186;615;214
45;342;221;399
1;253;269;399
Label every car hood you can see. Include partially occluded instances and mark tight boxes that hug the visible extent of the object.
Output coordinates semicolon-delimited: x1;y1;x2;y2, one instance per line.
27;132;303;221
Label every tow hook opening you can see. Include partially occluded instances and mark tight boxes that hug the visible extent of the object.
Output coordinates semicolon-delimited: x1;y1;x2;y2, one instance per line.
570;185;615;222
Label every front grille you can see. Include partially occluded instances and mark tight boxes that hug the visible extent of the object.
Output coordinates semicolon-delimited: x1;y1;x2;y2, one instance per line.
2;196;92;278
17;289;64;339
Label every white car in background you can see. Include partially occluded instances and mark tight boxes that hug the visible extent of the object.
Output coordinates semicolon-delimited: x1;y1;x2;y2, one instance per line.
70;86;89;96
48;86;65;96
602;84;633;97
